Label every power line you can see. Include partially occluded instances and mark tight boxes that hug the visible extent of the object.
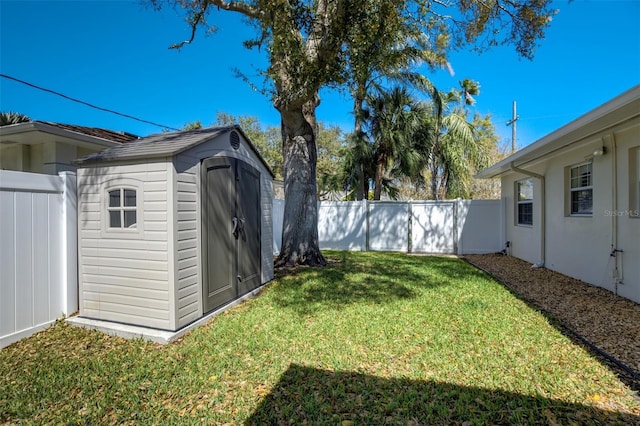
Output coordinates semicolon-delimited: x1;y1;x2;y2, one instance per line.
1;73;179;131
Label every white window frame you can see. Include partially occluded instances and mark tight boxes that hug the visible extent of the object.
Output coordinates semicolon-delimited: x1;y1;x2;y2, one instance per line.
633;147;640;217
101;178;143;238
569;162;593;216
516;178;533;226
108;187;138;229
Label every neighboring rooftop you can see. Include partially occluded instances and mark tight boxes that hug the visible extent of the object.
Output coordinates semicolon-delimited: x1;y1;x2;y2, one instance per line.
39;122;140;144
0;120;141;146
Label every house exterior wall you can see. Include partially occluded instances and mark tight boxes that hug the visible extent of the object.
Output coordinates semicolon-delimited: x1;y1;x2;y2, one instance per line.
501;118;640;304
501;171;543;264
611;123;640;303
77;160;174;330
0;144;31;171
1;141;81;174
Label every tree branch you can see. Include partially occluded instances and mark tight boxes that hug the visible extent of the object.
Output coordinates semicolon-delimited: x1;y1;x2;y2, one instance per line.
208;0;263;19
169;0;264;49
169;2;209;49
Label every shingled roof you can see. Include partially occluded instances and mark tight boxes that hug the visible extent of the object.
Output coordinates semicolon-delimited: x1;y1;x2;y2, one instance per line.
40;121;140;144
74;125;274;176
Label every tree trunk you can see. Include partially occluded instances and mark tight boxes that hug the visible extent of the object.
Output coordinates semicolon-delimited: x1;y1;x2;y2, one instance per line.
373;153;386;200
353;89;366;200
275;98;326;267
430;161;439;200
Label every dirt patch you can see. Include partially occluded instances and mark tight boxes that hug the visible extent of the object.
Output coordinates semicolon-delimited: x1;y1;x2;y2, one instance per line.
465;254;640;386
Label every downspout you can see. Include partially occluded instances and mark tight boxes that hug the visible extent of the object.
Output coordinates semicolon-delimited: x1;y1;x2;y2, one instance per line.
606;134;622;294
510;162;546;267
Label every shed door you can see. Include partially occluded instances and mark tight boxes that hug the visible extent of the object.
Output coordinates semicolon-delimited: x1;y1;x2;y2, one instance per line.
237;161;262;295
202;157;262;314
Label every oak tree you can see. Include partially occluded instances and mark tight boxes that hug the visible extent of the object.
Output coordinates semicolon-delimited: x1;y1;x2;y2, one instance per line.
150;0;555;267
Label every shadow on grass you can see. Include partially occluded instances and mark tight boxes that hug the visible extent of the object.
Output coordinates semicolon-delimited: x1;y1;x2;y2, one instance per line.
271;252;488;315
246;364;638;425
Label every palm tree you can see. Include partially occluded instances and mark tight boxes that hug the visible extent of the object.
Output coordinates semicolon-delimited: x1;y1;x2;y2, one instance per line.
424;81;488;200
359;86;429;200
0;111;31;126
344;1;447;199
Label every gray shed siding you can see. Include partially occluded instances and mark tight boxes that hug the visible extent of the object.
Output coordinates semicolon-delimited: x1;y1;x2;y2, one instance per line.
173;156;202;329
78;161;173;330
261;173;274;283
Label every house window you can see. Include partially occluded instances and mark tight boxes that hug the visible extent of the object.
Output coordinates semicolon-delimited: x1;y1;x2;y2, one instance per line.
637;149;640;214
570;162;593;215
108;188;137;228
516;178;533;226
632;147;640;217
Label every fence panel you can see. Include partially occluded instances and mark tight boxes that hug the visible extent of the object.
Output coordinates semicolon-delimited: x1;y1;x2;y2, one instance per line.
0;170;77;349
318;202;366;250
457;199;503;254
411;202;456;253
272;199;284;255
272;198;503;257
368;202;409;251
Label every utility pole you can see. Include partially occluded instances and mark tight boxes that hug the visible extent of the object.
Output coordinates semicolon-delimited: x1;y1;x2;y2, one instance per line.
506;101;519;153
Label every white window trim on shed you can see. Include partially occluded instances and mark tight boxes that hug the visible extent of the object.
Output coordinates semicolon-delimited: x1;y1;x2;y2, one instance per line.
101;178;144;238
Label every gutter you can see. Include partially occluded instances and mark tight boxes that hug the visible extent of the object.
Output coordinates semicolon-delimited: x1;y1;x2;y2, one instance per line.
510;162;546;268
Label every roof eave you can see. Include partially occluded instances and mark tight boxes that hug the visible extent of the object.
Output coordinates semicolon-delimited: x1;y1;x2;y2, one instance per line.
0;121;122;148
476;85;640;179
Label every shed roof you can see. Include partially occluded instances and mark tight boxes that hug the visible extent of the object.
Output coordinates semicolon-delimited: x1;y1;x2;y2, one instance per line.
476;85;640;179
75;125;274;177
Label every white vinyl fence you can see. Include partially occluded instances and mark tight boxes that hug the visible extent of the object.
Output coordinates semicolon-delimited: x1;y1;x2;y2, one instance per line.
0;171;77;349
273;199;503;255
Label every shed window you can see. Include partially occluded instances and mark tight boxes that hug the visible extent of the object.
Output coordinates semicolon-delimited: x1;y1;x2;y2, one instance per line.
570;162;592;215
516;179;533;226
108;188;137;228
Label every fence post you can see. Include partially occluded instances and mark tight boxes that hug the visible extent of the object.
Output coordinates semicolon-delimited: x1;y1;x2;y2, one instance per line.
407;202;413;253
60;172;78;316
364;199;370;251
453;199;460;255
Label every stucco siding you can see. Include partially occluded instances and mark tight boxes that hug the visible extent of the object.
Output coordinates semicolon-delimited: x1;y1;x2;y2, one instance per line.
501;118;640;304
77;160;173;329
612;123;640;303
502;172;542;264
543;138;613;288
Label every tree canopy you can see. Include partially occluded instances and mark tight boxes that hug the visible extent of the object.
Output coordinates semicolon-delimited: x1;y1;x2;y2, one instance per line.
150;0;555;266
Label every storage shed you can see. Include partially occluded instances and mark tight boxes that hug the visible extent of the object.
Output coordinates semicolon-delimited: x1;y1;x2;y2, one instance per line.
75;126;274;332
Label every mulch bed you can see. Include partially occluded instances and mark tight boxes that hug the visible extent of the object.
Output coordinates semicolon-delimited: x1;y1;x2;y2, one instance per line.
464;254;640;388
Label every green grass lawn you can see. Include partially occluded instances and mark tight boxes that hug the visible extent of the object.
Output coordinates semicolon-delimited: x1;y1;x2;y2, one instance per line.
2;252;639;424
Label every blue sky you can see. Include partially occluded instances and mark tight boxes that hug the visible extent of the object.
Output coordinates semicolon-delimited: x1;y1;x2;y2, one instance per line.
1;0;638;148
